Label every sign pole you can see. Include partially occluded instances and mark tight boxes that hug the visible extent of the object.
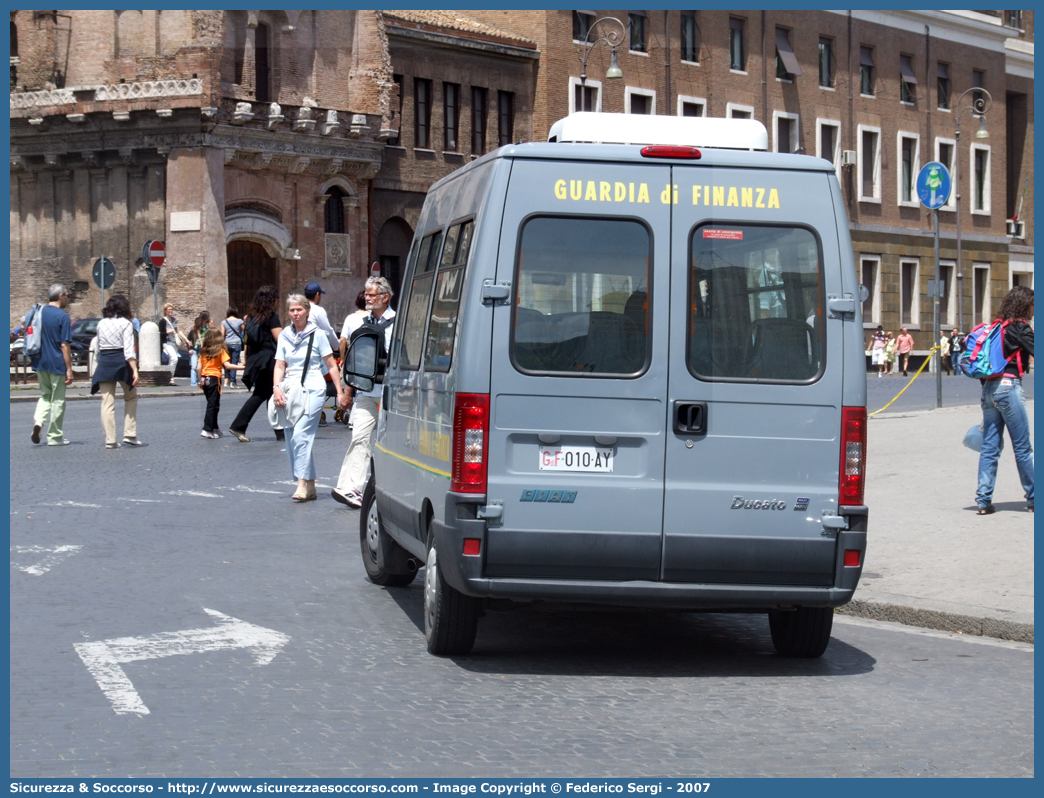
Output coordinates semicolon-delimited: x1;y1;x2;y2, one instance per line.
933;210;942;410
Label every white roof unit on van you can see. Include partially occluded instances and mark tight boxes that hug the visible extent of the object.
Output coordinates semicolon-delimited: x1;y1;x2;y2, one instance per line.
548;112;769;151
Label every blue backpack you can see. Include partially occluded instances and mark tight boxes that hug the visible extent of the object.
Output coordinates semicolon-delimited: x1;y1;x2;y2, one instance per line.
955;319;1021;379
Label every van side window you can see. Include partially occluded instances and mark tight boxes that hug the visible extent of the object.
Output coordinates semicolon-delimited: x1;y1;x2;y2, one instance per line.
398;229;443;370
424;219;473;372
512;216;650;377
689;224;824;382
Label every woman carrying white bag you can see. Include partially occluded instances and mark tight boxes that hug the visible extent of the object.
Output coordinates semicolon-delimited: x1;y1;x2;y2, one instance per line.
271;294;347;502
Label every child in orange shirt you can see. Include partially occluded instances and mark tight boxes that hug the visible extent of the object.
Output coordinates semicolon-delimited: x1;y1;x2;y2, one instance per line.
198;327;244;438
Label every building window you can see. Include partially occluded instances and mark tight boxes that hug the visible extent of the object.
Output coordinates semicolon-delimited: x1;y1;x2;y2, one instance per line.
727;103;753;120
472;87;487;155
324;187;346;234
937;62;950;110
388;74;404;146
861;256;880;325
972;69;985;109
729;17;745;71
938;261;955;327
973;263;990;324
899;54;917;104
255;22;270;103
572;10;594;42
626;87;655;115
571;76;601;113
858;125;881;202
678;95;706;117
498;90;514;146
629;11;647;53
935;138;956;211
1004;10;1023;29
860;46;875;95
10;21;17;92
971;143;991;214
414;78;432;149
898;133;919;205
681;12;699;63
444;82;460;152
773;111;799;153
900;259;920;327
818;37;833;88
817;119;840;171
775;28;801;81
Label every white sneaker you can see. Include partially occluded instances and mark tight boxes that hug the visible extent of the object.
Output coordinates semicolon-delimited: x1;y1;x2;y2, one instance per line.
345;489;363;508
200;429;218;439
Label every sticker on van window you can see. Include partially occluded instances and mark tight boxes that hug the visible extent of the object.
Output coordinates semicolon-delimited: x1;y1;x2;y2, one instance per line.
702;229;744;240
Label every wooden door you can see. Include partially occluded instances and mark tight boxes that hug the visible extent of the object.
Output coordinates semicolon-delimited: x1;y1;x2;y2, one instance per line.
227;240;277;315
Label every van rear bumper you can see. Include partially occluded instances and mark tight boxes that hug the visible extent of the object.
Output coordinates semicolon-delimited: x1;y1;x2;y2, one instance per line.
433;494;867;610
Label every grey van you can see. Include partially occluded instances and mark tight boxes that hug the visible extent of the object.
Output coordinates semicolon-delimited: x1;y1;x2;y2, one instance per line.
345;112;868;658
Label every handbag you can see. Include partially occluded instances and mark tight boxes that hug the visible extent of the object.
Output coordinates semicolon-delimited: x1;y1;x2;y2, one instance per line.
963;424;1003;453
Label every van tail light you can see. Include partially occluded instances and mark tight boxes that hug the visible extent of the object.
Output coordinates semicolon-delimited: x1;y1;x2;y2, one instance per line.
640;145;702;159
839;406;867;506
451;393;490;494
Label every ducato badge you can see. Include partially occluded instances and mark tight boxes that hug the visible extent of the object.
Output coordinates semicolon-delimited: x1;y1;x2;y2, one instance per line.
731;495;787;511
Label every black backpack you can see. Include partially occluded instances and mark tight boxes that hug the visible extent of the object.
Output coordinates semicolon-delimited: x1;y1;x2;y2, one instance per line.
346;315;393;386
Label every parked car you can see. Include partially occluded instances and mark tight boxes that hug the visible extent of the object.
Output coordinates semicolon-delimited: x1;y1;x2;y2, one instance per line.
70;317;100;348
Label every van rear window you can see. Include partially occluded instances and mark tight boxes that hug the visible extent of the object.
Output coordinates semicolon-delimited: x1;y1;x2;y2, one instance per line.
688;224;824;382
512;216;650;377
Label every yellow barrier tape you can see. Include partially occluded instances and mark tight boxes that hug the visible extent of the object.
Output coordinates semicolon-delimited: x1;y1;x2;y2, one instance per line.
869;345;942;416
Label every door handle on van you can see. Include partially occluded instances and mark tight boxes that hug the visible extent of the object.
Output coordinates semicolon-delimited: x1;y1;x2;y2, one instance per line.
673;401;707;435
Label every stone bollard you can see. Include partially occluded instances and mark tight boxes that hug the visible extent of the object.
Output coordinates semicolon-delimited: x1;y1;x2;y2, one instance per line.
137;321;170;386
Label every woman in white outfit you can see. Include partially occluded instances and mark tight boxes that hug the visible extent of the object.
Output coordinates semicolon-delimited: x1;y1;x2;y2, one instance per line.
272;294;347;501
91;294;141;448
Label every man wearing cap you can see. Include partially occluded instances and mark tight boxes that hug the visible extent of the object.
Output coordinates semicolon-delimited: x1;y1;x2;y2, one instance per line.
304;282;340;351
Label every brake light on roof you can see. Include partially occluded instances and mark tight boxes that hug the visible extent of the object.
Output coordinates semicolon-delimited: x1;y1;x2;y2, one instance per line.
451;393;490;494
640;145;702;159
839;407;867;506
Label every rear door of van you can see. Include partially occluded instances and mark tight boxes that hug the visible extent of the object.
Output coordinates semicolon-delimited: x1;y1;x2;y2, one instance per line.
662;164;844;586
484;157;672;581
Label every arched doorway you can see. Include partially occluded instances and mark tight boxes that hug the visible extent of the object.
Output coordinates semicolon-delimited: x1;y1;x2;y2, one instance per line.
375;216;414;309
227;240;277;314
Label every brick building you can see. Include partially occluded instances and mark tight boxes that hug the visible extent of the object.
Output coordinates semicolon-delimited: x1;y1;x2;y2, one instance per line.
466;9;1034;354
11;9;1033;358
370;11;536;304
10;10;397;328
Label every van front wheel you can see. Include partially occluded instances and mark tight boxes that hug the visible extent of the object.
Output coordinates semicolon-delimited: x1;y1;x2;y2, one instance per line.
423;541;480;656
359;481;416;587
768;607;833;658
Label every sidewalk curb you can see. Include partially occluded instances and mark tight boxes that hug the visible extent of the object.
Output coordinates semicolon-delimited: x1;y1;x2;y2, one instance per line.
838;600;1033;644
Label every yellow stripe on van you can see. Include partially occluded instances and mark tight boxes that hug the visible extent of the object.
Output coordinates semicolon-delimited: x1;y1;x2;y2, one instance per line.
375;443;452;479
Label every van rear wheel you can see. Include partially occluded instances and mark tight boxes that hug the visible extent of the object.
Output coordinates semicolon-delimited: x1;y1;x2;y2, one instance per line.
423;539;480;656
768;607;833;658
359;481;416;587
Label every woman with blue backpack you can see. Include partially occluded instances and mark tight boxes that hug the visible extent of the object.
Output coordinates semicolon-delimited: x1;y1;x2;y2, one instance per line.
971;285;1034;515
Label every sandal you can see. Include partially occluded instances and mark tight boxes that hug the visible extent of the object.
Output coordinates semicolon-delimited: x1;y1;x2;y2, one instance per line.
976;505;995;516
292;490;317;502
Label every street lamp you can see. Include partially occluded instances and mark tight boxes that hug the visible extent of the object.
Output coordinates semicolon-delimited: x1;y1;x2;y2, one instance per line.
953;86;992;333
577;16;625;113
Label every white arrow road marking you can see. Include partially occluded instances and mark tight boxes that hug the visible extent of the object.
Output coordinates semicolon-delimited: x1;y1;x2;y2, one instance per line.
44;501;101;508
159;490;224;498
118;498;171;503
11;545;84;575
74;608;290;715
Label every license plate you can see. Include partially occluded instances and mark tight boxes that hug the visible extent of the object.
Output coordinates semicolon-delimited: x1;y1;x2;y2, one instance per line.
539;445;614;472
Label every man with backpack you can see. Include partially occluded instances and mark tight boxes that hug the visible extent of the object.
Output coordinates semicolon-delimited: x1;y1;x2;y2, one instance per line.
28;284;74;446
332;276;395;508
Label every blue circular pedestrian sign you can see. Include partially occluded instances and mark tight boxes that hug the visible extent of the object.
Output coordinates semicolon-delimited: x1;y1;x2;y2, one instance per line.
917;161;951;210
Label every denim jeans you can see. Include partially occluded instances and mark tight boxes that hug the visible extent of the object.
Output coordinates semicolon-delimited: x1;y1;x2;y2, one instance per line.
977;377;1034;509
189;350;199;387
227;345;242;386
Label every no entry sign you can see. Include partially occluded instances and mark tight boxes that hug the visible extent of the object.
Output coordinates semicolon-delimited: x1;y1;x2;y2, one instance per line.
143;239;166;268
